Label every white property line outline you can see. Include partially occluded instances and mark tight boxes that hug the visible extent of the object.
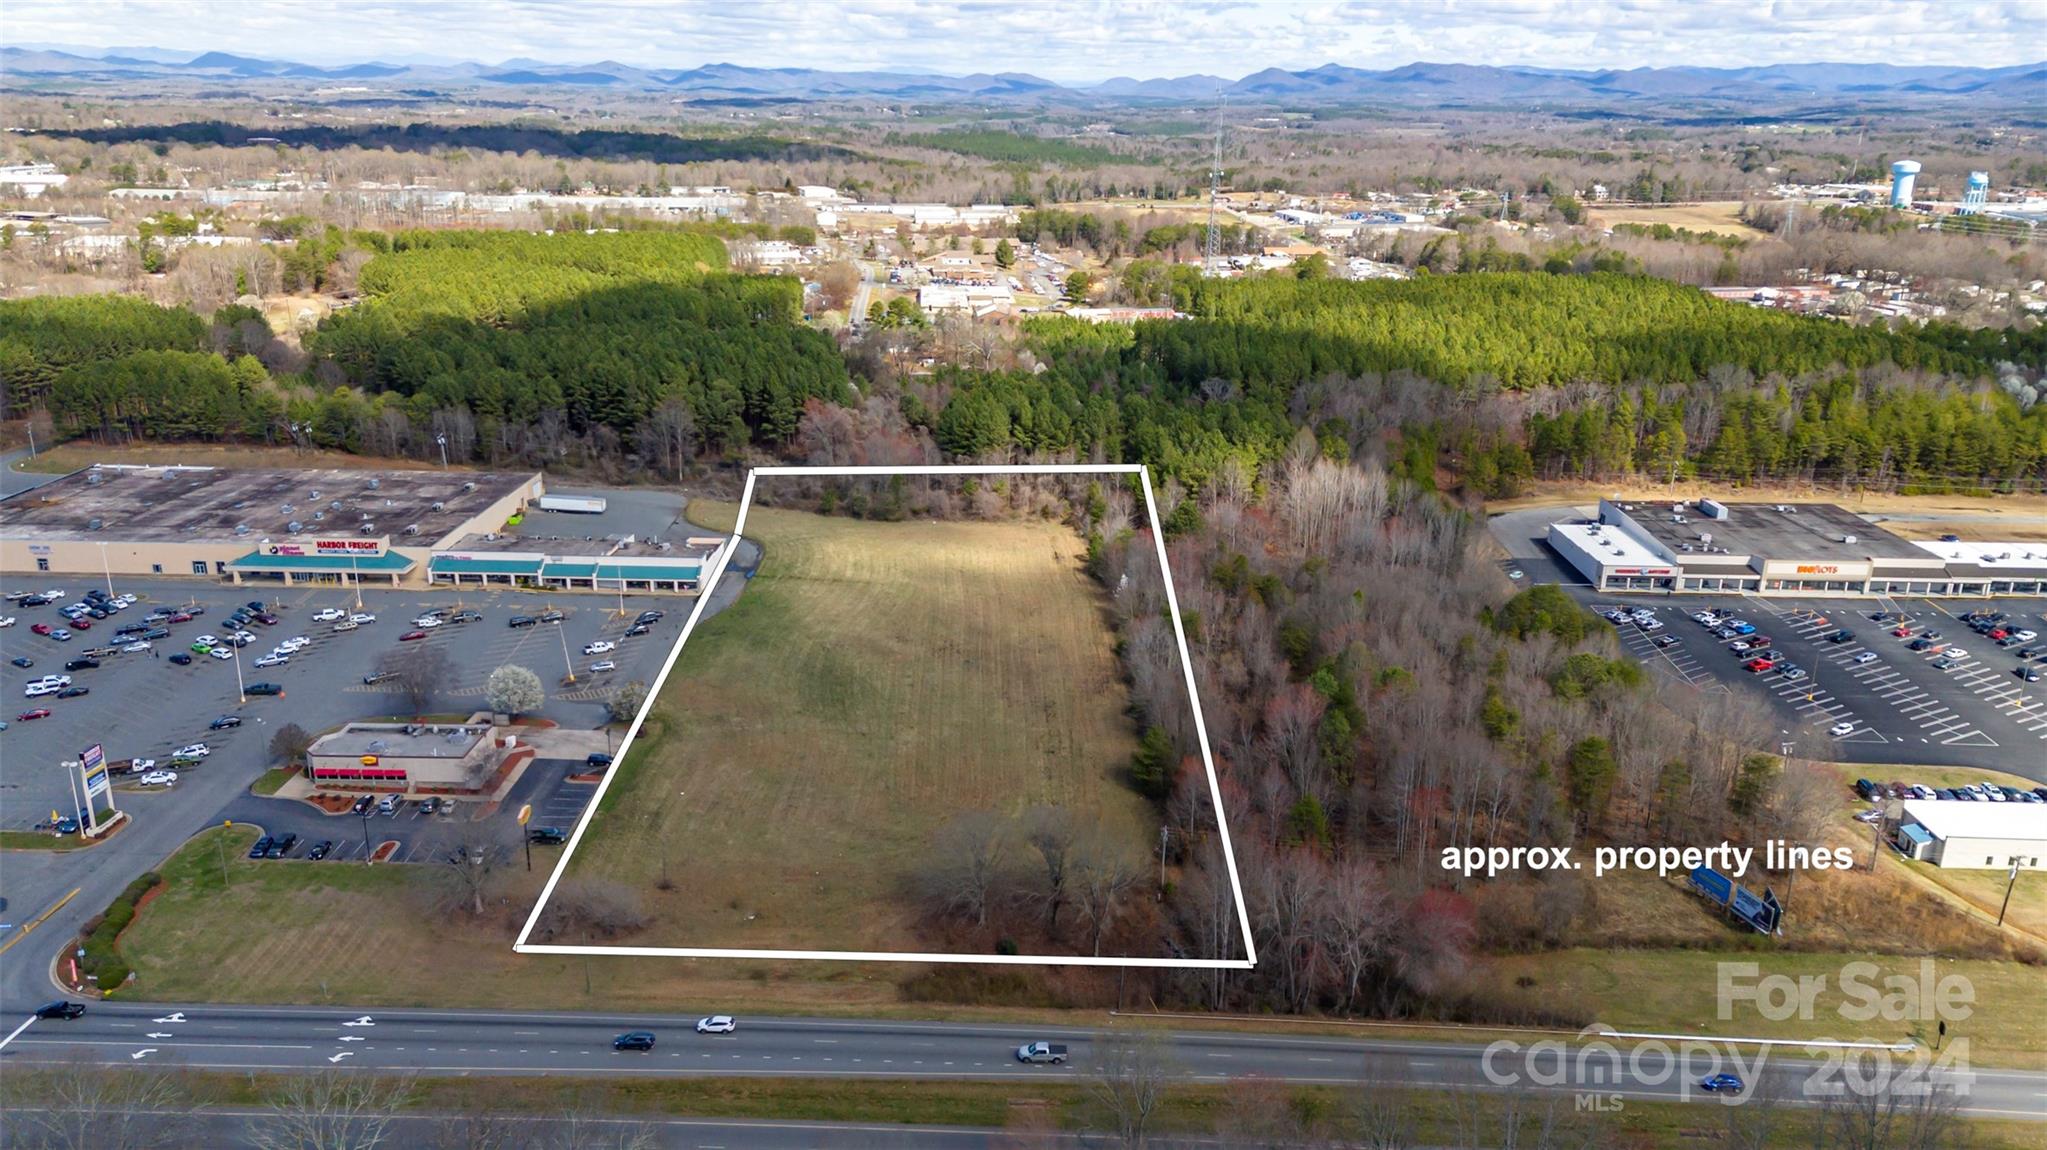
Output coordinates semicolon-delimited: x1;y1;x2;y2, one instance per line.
514;463;1258;969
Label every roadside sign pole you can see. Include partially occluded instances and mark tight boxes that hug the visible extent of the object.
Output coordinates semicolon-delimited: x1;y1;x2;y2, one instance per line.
1997;858;2021;927
518;803;533;872
218;820;232;888
360;809;373;865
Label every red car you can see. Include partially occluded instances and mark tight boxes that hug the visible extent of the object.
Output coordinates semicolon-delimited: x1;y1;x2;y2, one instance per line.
70;618;90;630
1891;626;1914;637
169;612;193;624
17;708;51;721
1745;657;1777;672
30;623;52;635
398;630;427;642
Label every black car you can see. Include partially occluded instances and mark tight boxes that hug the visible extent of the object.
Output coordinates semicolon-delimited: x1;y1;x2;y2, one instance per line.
34;1001;87;1020
450;611;482;624
85;606;109;619
19;595;52;607
612;1031;656;1051
142;627;170;641
56;687;89;699
246;600;267;611
248;835;275;859
307;841;332;860
254;613;279;626
210;715;243;730
168;653;193;665
8;657;32;669
269;833;298;858
246;682;284;696
63;658;100;672
537;610;564;623
586;752;613;768
1853;778;1877;799
508;616;537;628
352;795;376;815
362;671;399;685
626;624;650;637
116;624;149;637
529;827;569;845
635;610;664;625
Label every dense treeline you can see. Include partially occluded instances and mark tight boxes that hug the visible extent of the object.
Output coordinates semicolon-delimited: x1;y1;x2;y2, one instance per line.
31;120;859;167
0;295;207;413
893;130;1119;167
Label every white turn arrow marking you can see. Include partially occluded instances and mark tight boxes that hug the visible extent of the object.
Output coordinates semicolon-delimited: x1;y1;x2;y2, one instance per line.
146;1032;173;1039
342;1016;375;1027
152;1013;186;1024
337;1036;366;1043
328;1052;355;1063
131;1049;157;1060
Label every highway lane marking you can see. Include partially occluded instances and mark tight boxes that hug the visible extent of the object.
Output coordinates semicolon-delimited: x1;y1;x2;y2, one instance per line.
14;1039;316;1051
0;1015;38;1054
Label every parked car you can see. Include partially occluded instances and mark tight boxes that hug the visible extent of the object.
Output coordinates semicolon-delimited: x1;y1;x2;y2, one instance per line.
538;610;565;623
334;620;359;632
176;743;211;758
138;771;178;787
450;611;483;624
625;623;651;637
636;610;664;624
348;613;375;625
313;609;346;622
528;827;568;845
583;641;616;655
589;660;618;673
246;682;284;696
351;795;376;815
56;687;89;699
508;616;537;628
255;654;289;668
587;752;613;768
208;647;234;661
307;841;333;860
168;653;192;665
695;1015;737;1034
268;833;298;858
398;630;428;642
7;657;31;669
362;671;398;685
1853;651;1878;664
209;715;243;730
248;836;275;859
17;708;51;721
1853;776;1877;797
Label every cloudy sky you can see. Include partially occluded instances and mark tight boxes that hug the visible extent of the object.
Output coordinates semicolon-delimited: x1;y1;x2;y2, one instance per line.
16;0;2045;82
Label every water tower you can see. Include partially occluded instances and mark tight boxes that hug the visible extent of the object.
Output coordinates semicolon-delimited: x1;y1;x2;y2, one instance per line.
1889;160;1922;208
1960;170;1990;215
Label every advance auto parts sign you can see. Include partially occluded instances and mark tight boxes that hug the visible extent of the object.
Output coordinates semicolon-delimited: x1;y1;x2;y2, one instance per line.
269;537;387;558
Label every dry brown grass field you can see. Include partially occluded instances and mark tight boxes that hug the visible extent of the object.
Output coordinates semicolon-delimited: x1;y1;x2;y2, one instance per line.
1586;201;1768;238
561;501;1158;956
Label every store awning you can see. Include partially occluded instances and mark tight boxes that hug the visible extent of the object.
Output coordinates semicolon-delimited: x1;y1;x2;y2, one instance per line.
229;550;415;574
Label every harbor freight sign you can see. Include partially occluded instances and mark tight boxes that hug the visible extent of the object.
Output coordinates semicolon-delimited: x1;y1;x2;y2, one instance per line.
269;537;388;558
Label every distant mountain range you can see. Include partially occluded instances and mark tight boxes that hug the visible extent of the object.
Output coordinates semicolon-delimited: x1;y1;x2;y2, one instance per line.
3;46;2040;106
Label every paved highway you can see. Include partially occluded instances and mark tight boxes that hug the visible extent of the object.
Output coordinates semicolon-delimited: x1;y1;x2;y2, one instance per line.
0;1001;2039;1121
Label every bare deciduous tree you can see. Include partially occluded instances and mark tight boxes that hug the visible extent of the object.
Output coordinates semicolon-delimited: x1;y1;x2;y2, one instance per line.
1070;830;1141;956
922;810;1012;927
13;1058;195;1150
247;1073;414;1150
1084;1033;1174;1149
377;644;450;718
1024;805;1079;938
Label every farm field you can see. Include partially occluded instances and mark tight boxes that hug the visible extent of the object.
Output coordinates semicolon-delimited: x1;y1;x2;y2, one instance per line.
1586;201;1768;238
553;500;1165;957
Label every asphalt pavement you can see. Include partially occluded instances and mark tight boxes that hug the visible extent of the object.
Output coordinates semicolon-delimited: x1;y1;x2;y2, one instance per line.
0;1002;2039;1121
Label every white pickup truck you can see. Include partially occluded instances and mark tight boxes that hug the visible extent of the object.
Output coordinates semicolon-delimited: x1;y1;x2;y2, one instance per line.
1015;1041;1068;1064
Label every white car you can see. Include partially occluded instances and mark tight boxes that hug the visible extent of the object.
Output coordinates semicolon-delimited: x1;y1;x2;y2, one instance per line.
349;613;377;625
279;636;310;651
255;653;290;668
194;633;220;646
0;616;14;628
333;620;359;633
590;659;618;673
230;632;256;646
33;675;72;688
695;1016;736;1034
1830;722;1856;737
209;646;235;660
412;616;443;629
114;595;136;607
123;641;153;653
23;683;59;698
2015;630;2039;643
583;641;616;655
1944;649;1969;662
138;771;178;787
1852;651;1878;664
313;609;346;622
175;743;210;758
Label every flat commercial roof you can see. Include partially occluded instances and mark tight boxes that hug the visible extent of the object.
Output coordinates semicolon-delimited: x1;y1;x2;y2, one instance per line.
1910;540;2047;575
1900;799;2047;842
313;723;487;760
1624;501;1926;562
1551;522;1668;568
0;465;537;546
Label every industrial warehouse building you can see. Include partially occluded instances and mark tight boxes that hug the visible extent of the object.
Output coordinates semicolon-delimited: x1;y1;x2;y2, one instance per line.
0;464;717;594
1892;800;2047;870
1548;498;2047;597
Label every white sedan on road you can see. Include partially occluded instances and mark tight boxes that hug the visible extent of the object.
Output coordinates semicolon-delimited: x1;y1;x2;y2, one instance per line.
695;1016;737;1034
313;608;346;622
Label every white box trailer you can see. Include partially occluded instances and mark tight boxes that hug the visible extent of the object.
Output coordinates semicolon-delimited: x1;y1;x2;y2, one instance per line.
534;494;607;514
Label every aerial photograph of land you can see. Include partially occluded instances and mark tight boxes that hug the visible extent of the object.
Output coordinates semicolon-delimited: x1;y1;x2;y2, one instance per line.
1;1;2045;1147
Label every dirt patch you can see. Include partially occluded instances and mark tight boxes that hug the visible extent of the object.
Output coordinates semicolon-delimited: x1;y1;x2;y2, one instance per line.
306;793;359;814
370;841;400;863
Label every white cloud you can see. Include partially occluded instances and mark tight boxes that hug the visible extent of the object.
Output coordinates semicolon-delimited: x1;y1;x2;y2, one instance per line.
12;0;2043;82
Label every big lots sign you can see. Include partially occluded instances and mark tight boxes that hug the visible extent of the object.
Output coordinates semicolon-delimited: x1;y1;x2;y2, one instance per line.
269;537;386;558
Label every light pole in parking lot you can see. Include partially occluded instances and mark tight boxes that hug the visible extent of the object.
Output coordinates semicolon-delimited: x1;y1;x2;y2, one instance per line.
351;551;364;612
436;433;449;469
359;806;374;865
556;620;576;684
232;642;246;704
95;541;114;599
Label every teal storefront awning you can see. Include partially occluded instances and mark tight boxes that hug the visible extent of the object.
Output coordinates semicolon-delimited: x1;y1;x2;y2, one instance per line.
229;550;415;573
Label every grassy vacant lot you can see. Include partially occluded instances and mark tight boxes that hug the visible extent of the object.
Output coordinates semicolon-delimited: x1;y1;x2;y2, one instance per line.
563;502;1156;955
1479;948;2047;1066
1587;201;1768;238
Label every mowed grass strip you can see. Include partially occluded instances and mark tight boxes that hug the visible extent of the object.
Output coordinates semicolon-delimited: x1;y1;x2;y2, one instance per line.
573;504;1153;954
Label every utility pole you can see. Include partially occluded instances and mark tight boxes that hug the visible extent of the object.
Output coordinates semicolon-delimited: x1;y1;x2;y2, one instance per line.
557;618;576;684
1158;824;1170;895
1997;858;2022;927
436;433;449;469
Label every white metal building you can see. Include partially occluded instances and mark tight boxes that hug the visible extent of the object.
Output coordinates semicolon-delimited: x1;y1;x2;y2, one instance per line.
1893;800;2047;870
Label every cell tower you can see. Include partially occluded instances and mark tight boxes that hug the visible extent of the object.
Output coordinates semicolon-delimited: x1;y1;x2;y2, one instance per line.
1961;171;1990;215
1204;93;1227;276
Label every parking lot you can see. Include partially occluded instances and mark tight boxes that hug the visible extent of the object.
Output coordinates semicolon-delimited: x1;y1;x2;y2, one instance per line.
1582;592;2047;777
0;578;682;833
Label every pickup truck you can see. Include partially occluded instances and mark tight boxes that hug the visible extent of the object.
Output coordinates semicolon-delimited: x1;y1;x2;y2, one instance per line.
1016;1041;1068;1064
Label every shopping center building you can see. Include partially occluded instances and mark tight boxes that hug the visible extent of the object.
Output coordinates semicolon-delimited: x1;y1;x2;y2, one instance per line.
1548;498;2047;597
